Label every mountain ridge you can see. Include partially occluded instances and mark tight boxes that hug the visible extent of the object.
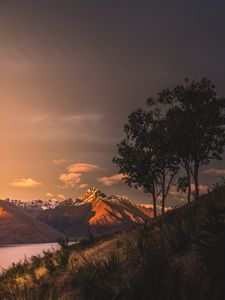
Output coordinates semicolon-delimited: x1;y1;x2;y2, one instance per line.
3;188;154;240
37;188;154;238
0;200;63;245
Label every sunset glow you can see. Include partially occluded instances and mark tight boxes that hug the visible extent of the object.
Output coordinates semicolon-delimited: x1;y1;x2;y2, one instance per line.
1;2;225;299
0;1;224;204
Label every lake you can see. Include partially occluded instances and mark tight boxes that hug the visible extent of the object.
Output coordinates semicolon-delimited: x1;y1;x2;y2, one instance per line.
0;243;59;270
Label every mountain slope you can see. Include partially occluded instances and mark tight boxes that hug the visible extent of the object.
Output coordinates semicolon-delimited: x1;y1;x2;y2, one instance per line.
1;184;225;299
38;188;154;238
0;200;63;245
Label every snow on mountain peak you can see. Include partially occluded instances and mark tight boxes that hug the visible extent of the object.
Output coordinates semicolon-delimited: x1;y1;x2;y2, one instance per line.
78;187;107;203
5;188;149;213
7;199;60;210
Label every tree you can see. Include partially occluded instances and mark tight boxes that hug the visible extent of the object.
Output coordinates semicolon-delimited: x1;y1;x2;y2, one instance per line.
114;78;225;213
159;78;225;200
164;106;193;203
113;107;179;216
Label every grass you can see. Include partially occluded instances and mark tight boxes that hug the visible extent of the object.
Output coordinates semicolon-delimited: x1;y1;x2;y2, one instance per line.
1;183;225;299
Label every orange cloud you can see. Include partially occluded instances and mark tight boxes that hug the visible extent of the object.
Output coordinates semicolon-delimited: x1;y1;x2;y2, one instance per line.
98;174;124;186
79;183;88;189
53;158;66;165
201;168;225;176
191;183;209;194
46;192;54;198
169;186;183;197
169;184;209;198
57;194;65;200
59;173;81;188
11;178;42;188
67;163;100;173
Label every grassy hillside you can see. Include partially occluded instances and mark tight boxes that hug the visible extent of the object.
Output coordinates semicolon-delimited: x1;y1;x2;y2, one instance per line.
0;183;225;299
0;200;63;244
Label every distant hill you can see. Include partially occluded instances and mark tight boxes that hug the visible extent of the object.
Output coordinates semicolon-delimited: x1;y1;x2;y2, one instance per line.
0;200;63;245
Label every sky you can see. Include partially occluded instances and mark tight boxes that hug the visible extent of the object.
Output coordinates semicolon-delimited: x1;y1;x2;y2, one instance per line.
0;0;225;204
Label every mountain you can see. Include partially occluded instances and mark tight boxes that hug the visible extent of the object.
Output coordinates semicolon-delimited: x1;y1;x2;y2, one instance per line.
0;200;63;245
2;183;225;299
37;188;154;238
6;188;154;239
7;199;60;217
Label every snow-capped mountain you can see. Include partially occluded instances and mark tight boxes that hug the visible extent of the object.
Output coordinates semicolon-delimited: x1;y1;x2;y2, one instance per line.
7;187;148;211
6;188;154;239
7;199;60;210
38;188;154;238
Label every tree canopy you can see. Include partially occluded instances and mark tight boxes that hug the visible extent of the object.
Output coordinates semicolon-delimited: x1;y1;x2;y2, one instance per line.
113;78;225;215
113;108;179;216
161;78;225;200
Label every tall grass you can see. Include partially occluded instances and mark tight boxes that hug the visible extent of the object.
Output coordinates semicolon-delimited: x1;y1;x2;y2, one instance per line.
1;183;225;299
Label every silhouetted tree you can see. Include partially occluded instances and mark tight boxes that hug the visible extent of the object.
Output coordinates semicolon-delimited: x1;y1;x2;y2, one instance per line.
164;106;193;203
113;106;179;216
114;78;225;211
159;78;225;200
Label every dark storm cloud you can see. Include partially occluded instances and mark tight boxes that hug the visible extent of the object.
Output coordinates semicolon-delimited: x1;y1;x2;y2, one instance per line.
2;0;225;112
0;0;225;201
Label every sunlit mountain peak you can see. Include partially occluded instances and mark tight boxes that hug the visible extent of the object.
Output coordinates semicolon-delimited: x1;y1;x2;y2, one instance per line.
79;187;107;203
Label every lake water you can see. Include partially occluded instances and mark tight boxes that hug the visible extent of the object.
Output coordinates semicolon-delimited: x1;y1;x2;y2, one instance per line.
0;243;59;270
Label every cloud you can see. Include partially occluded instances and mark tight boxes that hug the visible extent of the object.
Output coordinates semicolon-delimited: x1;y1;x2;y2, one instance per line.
33;114;101;125
169;187;183;198
67;163;100;173
52;158;66;165
169;184;209;198
59;173;81;188
58;162;100;189
30;113;109;143
98;174;124;186
191;183;209;194
60;114;101;124
46;192;54;198
79;183;88;189
57;194;65;200
201;168;225;176
11;178;42;188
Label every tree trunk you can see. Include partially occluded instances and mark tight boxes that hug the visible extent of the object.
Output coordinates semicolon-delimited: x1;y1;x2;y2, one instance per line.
152;194;157;217
186;168;191;204
194;163;199;200
187;183;191;204
161;197;165;215
161;167;165;215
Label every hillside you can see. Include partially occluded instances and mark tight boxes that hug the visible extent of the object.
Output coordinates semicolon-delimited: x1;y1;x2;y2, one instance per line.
1;183;225;299
0;200;63;245
37;188;154;238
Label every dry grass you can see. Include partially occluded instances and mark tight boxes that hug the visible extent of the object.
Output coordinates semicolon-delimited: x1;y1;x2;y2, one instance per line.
1;184;225;299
